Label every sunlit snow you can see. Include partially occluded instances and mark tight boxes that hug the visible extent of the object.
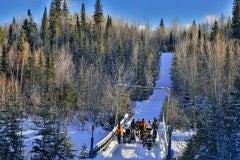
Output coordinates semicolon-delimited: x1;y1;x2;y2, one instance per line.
22;53;195;159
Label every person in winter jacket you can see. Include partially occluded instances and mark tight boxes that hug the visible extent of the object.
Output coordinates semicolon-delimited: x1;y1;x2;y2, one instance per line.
146;120;152;131
130;118;136;135
139;118;146;136
116;122;124;143
152;117;159;130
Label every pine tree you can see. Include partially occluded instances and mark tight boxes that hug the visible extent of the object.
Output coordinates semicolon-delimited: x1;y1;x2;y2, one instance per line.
8;18;18;47
80;143;88;158
30;108;75;159
198;26;202;41
159;18;164;28
224;17;232;40
105;15;113;38
189;20;197;40
130;34;149;100
224;63;240;159
22;9;39;51
159;19;165;37
210;21;222;42
41;7;49;46
0;26;5;45
232;0;240;39
1;45;7;74
168;30;174;51
81;3;86;27
60;0;70;45
92;0;105;56
93;0;104;29
0;95;24;159
156;18;166;51
104;15;113;69
57;82;77;113
71;15;82;69
49;0;62;46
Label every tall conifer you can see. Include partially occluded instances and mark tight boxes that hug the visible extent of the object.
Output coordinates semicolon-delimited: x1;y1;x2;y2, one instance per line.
41;7;49;46
81;3;86;26
232;0;240;39
93;0;104;29
210;21;221;42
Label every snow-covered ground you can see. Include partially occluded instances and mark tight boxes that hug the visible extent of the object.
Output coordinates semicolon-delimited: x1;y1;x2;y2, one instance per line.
22;52;195;159
95;53;174;159
171;129;196;158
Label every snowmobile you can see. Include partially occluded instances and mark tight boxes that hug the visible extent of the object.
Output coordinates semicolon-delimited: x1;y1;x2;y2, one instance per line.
142;129;158;150
142;134;154;150
123;128;136;143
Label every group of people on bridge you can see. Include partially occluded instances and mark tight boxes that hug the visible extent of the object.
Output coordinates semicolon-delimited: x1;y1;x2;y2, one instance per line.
116;117;159;144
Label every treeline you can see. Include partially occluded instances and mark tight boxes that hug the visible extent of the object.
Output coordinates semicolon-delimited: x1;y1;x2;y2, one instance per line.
162;0;240;159
0;0;164;121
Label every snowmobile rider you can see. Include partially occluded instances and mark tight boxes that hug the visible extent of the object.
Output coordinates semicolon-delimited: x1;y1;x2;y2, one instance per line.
130;118;136;134
146;120;152;132
152;117;159;130
116;122;124;144
139;118;146;136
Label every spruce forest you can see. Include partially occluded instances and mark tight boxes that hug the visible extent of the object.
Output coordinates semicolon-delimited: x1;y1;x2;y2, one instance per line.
0;0;239;159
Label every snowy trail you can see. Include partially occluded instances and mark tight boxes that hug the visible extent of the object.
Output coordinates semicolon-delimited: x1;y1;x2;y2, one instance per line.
97;53;174;159
134;53;173;120
22;53;175;159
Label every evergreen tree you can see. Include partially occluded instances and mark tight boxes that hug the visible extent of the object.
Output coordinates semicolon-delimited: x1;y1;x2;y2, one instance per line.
41;7;49;46
80;143;88;158
1;45;7;74
198;25;202;40
224;63;240;159
8;18;18;47
0;26;5;45
168;30;174;51
57;82;77;114
62;0;69;18
81;3;86;27
36;51;46;86
22;9;39;51
0;96;24;159
232;0;240;39
104;15;113;71
44;49;55;95
130;34;149;100
159;18;164;28
156;18;166;51
92;0;104;56
224;17;232;40
71;15;82;69
49;0;62;46
105;15;113;39
210;21;221;42
60;0;70;45
30;107;74;159
189;20;197;40
93;0;104;29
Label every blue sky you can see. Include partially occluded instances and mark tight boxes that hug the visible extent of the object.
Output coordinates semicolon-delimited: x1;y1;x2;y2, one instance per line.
0;0;234;28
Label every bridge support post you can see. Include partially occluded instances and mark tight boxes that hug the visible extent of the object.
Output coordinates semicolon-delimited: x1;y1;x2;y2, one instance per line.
89;124;95;158
167;125;174;160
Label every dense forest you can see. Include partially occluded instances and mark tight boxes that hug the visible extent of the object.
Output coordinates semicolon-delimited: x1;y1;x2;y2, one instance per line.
162;0;240;159
0;0;164;158
0;0;240;159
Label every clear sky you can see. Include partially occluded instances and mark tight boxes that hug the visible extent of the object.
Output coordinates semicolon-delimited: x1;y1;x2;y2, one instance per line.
0;0;234;28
